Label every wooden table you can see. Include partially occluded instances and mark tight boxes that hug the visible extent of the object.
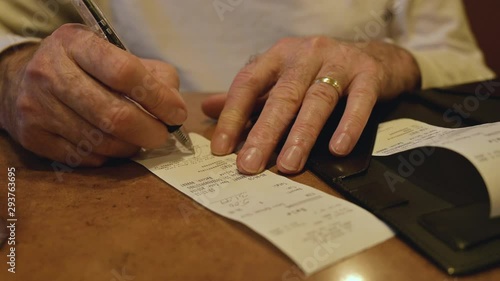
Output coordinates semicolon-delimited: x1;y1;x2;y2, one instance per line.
0;94;498;281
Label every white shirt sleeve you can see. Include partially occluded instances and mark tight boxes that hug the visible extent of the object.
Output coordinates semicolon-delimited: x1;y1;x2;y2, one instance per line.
0;0;494;90
0;34;41;54
390;0;496;89
0;0;80;55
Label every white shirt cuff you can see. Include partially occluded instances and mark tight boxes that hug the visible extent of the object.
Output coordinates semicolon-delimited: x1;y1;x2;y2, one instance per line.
0;34;41;54
409;49;496;89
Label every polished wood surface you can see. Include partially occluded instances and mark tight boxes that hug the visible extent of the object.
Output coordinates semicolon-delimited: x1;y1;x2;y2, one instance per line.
0;94;499;281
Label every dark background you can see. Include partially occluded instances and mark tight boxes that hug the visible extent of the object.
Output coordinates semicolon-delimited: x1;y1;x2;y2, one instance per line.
464;0;500;76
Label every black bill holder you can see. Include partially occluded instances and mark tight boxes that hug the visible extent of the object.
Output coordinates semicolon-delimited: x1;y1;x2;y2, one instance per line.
306;80;500;275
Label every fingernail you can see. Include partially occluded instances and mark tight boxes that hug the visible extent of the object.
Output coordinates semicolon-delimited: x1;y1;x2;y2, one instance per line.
332;133;352;155
280;145;304;172
239;147;264;174
168;108;187;125
212;133;231;155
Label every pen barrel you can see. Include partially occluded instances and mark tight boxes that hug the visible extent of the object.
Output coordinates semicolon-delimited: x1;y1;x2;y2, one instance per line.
74;0;128;50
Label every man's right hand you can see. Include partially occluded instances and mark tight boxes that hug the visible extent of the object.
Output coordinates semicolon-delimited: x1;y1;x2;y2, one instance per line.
0;24;186;166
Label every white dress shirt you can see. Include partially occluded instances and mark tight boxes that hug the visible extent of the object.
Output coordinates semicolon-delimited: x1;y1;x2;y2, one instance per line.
0;0;495;92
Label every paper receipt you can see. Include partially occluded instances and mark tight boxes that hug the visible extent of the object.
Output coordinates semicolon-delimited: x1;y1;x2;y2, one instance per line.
134;133;393;275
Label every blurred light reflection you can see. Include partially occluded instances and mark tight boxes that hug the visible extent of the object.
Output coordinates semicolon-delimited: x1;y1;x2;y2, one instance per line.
341;274;364;281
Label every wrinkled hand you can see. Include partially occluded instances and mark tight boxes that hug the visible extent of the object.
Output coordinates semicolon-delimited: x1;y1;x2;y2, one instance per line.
0;24;186;166
203;37;421;174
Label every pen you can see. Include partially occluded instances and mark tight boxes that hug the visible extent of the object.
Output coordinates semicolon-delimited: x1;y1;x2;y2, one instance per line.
72;0;194;151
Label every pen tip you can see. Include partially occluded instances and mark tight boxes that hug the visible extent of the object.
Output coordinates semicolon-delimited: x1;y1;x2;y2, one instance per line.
171;127;194;152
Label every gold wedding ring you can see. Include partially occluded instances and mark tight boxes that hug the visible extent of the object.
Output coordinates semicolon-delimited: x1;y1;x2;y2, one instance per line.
314;77;342;93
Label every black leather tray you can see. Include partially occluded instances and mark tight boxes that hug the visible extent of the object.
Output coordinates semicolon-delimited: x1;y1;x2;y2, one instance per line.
306;80;500;275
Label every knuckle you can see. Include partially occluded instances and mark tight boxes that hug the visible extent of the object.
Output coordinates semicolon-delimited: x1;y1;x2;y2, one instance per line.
147;87;168;112
338;42;358;60
17;134;33;151
309;83;339;105
249;122;281;146
351;88;378;106
16;120;37;150
364;56;381;71
50;24;78;41
220;107;247;127
252;112;294;143
306;36;331;50
105;104;132;131
51;24;94;51
15;93;39;119
270;80;303;107
270;37;297;53
329;64;347;76
109;56;138;85
232;69;259;90
348;114;366;132
24;55;49;81
148;62;179;82
58;71;83;92
345;112;367;132
291;124;319;145
357;53;383;73
14;93;47;149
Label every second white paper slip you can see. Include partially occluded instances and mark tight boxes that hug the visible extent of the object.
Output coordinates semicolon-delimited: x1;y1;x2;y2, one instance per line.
373;118;500;218
133;133;393;275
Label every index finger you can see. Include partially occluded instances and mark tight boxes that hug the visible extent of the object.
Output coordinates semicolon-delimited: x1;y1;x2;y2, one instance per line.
65;25;187;125
210;53;280;155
